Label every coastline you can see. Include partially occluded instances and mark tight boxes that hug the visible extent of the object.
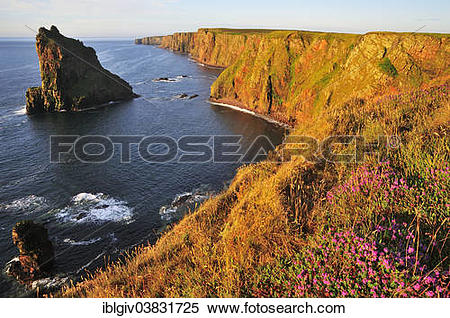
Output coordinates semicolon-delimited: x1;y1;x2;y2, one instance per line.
187;57;227;70
137;41;227;70
138;40;293;130
208;98;293;129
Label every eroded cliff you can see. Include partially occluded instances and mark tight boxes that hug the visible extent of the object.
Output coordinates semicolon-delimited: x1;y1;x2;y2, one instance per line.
135;36;163;45
137;29;449;125
136;29;248;67
26;26;137;114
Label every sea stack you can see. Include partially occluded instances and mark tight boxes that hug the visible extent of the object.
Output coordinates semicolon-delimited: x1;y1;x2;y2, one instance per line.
5;220;54;284
26;25;138;114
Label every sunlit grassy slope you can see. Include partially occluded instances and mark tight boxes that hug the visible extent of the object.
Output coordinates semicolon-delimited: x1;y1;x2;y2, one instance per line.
61;30;449;297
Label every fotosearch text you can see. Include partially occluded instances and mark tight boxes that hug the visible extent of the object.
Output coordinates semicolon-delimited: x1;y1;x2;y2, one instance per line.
50;134;401;164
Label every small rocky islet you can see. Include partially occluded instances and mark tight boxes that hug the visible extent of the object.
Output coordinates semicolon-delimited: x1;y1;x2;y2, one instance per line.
26;26;138;114
6;220;54;284
5;220;70;294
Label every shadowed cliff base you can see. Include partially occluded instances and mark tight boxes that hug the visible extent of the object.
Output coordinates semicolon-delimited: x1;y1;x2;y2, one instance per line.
26;26;138;114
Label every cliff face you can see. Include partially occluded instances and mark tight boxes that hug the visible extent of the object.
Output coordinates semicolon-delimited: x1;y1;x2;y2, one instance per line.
137;29;248;67
138;29;449;125
135;36;163;45
210;31;449;125
26;26;137;114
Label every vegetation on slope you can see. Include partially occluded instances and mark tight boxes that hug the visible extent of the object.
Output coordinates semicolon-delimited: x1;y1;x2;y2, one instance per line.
211;31;449;125
61;30;449;298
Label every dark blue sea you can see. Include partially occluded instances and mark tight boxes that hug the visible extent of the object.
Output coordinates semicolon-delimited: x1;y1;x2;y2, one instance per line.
0;38;285;297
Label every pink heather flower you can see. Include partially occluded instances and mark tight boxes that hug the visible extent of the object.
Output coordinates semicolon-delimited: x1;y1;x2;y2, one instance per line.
425;291;434;297
407;247;415;254
413;283;421;291
424;276;434;284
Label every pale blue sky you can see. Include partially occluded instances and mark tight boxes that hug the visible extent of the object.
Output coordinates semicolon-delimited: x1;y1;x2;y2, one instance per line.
1;0;449;37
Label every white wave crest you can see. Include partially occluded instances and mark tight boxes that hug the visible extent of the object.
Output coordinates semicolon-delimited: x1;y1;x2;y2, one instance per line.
56;193;133;224
13;106;27;116
0;194;48;214
159;185;215;221
62;237;102;246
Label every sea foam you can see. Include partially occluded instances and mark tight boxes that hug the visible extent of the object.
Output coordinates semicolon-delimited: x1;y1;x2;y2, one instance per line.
56;193;133;224
0;194;48;214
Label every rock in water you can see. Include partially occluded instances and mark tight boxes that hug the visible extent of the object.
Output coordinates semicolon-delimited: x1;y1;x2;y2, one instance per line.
26;25;138;114
6;220;54;284
31;276;72;295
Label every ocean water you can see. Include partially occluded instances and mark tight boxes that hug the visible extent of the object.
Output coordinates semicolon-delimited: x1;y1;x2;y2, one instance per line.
0;39;285;297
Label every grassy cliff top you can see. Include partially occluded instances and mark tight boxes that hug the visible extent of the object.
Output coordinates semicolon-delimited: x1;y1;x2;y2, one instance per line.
148;28;449;42
195;28;449;37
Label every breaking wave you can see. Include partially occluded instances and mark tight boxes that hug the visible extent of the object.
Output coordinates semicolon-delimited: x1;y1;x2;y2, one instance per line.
13;106;27;116
62;237;102;246
56;193;133;224
0;194;48;214
159;185;216;221
152;75;190;83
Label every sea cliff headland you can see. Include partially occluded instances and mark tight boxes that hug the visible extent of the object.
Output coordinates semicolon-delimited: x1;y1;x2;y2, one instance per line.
26;26;138;114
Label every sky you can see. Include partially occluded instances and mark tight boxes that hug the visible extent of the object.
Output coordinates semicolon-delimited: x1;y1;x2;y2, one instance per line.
1;0;449;38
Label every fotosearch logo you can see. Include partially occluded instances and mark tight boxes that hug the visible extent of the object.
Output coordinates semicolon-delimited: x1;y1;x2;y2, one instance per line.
49;134;400;164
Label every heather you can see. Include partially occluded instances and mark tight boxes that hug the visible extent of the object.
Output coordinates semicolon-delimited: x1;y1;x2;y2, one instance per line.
250;160;449;297
324;160;449;230
250;222;449;297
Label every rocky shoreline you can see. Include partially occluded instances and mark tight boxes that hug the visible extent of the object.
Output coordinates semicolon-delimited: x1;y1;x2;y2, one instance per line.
159;184;218;222
209;99;292;129
4;220;73;295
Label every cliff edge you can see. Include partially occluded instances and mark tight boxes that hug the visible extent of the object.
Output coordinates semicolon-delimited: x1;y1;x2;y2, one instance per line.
26;26;138;114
